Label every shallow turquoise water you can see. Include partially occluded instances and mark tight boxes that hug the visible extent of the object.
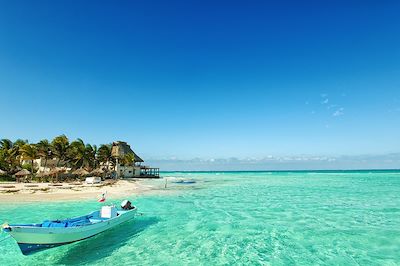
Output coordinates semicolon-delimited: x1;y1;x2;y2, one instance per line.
1;171;400;265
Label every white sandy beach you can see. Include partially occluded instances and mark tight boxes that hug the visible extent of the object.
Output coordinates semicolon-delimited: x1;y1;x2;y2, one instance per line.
0;179;164;203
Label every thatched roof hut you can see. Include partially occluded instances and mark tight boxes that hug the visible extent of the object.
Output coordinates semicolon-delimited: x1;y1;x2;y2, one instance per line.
111;141;144;162
72;168;90;176
15;169;31;177
48;167;66;176
36;171;51;178
90;168;104;176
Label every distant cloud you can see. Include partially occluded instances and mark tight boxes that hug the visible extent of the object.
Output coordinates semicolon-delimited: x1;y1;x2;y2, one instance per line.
320;93;330;105
147;153;400;171
332;107;344;117
321;98;329;105
312;93;346;123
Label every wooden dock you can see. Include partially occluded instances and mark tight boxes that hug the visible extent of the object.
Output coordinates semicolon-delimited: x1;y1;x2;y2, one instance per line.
136;166;160;178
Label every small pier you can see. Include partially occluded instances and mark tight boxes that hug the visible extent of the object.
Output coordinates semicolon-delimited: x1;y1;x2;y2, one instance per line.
137;166;160;178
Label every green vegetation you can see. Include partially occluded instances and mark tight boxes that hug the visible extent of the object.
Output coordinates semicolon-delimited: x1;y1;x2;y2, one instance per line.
0;135;117;181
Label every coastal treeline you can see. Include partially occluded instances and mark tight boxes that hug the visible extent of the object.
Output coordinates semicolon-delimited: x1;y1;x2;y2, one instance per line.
0;135;134;181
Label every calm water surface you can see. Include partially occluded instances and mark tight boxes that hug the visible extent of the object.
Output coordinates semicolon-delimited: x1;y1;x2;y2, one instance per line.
1;171;400;265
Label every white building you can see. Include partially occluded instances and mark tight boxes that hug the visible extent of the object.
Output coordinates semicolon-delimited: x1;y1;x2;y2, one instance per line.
111;141;159;178
21;158;70;173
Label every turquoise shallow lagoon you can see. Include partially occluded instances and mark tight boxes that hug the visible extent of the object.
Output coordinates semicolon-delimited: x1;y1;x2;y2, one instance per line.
1;171;400;265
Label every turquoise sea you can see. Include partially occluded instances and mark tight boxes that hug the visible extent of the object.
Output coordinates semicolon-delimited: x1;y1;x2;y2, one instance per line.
1;171;400;265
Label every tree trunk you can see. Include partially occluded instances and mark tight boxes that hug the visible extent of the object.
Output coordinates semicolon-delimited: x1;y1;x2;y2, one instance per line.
31;159;34;181
44;157;48;171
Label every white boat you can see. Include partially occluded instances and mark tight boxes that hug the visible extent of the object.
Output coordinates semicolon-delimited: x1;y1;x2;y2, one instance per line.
2;202;137;255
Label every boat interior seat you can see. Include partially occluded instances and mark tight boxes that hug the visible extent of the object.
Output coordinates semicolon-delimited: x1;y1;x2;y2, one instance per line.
89;217;109;223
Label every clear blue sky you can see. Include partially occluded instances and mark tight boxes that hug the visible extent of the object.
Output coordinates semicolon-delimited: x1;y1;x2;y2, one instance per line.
0;1;399;169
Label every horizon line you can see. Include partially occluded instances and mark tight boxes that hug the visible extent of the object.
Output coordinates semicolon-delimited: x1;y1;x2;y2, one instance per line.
160;168;400;173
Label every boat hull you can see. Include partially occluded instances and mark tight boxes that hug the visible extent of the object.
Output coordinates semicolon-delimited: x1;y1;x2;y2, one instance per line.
18;242;74;255
7;209;136;255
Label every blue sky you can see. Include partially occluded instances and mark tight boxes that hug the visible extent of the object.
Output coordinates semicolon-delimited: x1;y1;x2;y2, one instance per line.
0;1;399;169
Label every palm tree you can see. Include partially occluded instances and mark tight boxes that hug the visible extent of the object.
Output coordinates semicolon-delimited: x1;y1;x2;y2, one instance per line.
12;140;26;170
14;139;28;148
68;139;86;169
0;150;6;172
0;139;13;151
0;139;21;173
51;135;69;167
0;139;12;172
86;144;97;170
67;139;85;168
97;144;113;172
37;139;52;171
19;144;38;175
68;139;97;170
0;139;13;172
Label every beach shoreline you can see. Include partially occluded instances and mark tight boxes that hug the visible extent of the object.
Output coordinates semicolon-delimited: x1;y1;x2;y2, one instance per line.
0;179;164;203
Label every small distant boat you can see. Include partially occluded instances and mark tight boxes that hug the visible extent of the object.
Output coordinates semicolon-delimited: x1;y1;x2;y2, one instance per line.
172;179;196;184
2;201;137;255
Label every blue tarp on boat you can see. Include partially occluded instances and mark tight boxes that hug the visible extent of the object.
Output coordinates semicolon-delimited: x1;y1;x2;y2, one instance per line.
41;217;91;228
41;221;67;227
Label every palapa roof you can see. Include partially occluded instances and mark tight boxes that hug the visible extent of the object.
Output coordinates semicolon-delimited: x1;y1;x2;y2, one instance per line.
48;167;66;175
90;168;104;176
111;141;144;162
36;171;50;177
72;168;90;176
15;169;31;176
